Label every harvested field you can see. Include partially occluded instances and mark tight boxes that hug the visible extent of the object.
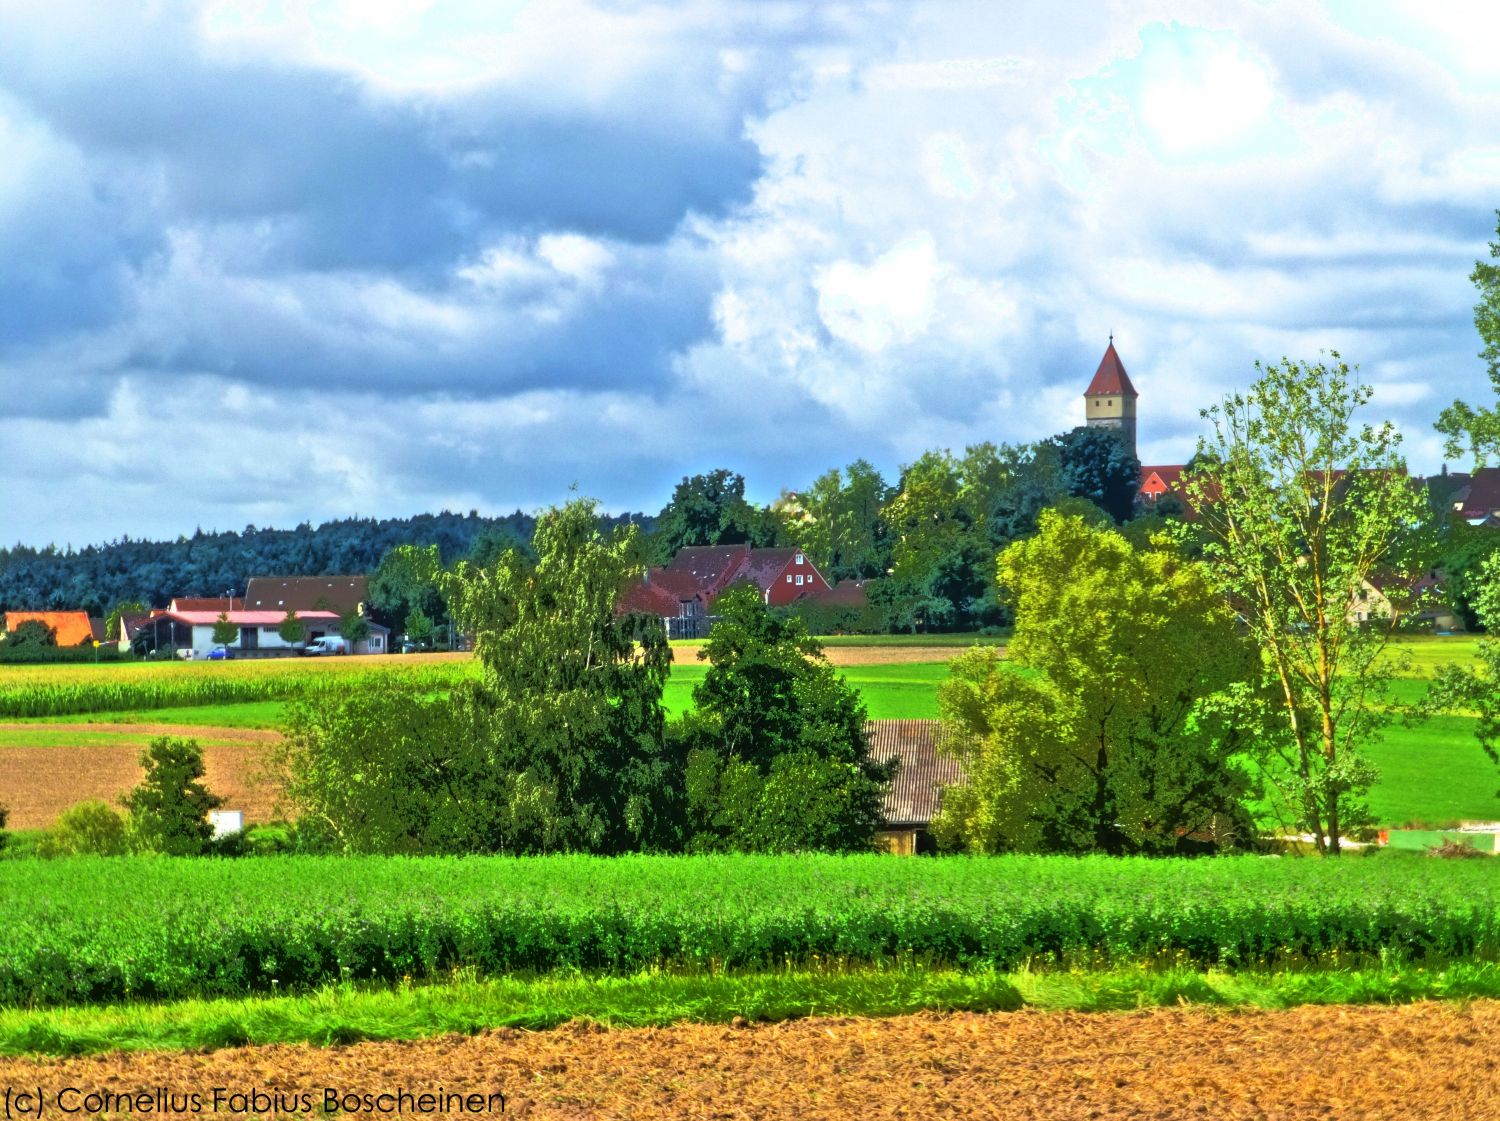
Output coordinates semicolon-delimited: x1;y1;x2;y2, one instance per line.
1;1002;1495;1119
820;644;985;666
0;739;277;829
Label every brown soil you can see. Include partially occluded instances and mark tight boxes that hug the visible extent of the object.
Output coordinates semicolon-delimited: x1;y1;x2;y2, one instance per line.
2;1003;1495;1119
0;741;278;829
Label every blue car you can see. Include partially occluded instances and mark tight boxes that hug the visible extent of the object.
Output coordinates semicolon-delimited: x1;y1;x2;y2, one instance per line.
207;644;235;660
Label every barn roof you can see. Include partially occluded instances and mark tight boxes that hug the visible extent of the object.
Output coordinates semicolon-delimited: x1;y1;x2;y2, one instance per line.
3;611;98;646
1084;342;1138;398
244;576;368;614
865;720;966;827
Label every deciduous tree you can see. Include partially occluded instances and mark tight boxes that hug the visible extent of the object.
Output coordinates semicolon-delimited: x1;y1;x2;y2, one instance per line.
935;511;1260;854
122;737;225;855
1183;353;1430;854
1436;210;1500;464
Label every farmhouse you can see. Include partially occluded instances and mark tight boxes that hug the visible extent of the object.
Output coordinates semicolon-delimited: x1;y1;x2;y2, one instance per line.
245;575;369;616
621;544;835;637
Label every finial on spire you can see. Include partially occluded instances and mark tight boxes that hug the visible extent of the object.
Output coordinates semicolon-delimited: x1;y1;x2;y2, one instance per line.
1109;331;1114;345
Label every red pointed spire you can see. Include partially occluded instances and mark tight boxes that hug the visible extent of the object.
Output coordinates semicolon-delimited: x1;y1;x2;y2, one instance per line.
1084;341;1138;398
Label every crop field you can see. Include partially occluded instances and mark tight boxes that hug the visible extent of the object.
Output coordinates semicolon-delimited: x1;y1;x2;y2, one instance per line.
3;853;1499;1007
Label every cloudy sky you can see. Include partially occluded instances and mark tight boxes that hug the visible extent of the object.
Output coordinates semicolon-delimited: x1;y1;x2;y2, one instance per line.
3;0;1498;547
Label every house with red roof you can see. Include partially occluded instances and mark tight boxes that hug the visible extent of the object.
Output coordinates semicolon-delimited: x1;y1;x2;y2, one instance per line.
620;544;833;637
1452;466;1500;527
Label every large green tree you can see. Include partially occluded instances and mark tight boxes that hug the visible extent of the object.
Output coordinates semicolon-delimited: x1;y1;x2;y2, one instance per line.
1436;210;1500;464
1183;353;1429;854
794;459;892;581
651;469;782;561
1429;551;1500;775
446;498;680;853
679;583;890;852
368;543;446;631
935;511;1260;854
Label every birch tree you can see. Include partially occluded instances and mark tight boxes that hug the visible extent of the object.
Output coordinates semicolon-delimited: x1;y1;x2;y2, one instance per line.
1184;354;1428;854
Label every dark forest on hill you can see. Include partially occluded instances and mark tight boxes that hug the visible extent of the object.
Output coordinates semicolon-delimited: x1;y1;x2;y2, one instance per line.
0;510;651;614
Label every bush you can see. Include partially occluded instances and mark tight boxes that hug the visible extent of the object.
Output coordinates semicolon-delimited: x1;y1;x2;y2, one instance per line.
0;804;7;855
37;801;129;857
122;737;225;855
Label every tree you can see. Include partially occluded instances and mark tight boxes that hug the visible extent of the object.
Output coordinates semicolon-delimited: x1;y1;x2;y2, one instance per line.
210;612;237;646
651;469;781;561
122;736;225;855
3;619;56;649
404;606;435;645
1046;426;1142;523
678;583;890;852
339;607;370;651
104;600;145;641
444;497;680;853
934;511;1260;854
1428;534;1500;777
794;459;892;580
369;544;446;631
1436;209;1500;464
277;609;306;646
1183;353;1430;854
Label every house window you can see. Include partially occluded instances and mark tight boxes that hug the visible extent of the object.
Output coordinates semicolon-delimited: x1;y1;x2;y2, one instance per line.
370;635;383;650
795;553;804;564
786;575;792;583
796;574;804;586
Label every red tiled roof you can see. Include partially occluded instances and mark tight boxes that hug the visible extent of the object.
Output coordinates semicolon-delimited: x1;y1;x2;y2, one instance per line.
1084;342;1138;398
735;548;801;593
1139;465;1186;494
663;546;750;594
244;576;368;615
865;720;966;827
3;611;98;646
169;597;244;612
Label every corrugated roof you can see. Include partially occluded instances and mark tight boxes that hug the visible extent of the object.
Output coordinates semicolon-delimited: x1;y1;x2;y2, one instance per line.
865;720;966;827
1084;342;1138;398
3;611;98;646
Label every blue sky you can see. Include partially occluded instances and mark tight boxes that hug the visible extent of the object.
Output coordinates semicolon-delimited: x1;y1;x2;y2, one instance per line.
2;0;1497;546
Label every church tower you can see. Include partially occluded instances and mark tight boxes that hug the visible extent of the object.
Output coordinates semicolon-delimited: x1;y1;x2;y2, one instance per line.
1083;338;1138;457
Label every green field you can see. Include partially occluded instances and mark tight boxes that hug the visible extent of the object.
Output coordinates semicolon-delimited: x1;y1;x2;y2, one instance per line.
4;853;1500;1010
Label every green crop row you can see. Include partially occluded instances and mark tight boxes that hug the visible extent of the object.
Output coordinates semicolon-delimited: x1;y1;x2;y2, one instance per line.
0;662;478;718
2;854;1497;1007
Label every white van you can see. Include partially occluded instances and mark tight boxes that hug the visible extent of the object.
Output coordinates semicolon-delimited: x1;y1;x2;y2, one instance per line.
302;636;351;656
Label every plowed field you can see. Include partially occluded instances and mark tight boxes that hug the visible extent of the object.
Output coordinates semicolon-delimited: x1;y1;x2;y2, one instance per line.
2;1003;1495;1119
0;737;276;829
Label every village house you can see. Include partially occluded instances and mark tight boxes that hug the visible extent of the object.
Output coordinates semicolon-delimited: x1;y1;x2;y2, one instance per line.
620;544;836;637
866;720;966;855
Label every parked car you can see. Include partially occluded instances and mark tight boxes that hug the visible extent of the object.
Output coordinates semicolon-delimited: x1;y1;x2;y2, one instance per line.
400;637;430;654
302;636;351;656
207;644;235;660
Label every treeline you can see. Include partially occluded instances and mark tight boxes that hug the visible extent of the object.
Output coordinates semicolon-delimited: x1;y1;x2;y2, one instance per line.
0;510;645;614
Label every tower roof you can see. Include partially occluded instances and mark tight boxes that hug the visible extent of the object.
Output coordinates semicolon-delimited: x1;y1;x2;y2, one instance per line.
1084;342;1138;398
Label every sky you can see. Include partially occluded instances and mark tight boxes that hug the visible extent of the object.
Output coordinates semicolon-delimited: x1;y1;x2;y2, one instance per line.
2;0;1498;548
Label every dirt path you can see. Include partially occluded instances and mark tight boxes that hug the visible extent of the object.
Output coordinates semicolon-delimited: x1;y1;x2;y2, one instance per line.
0;723;280;739
2;1003;1495;1119
821;645;988;666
